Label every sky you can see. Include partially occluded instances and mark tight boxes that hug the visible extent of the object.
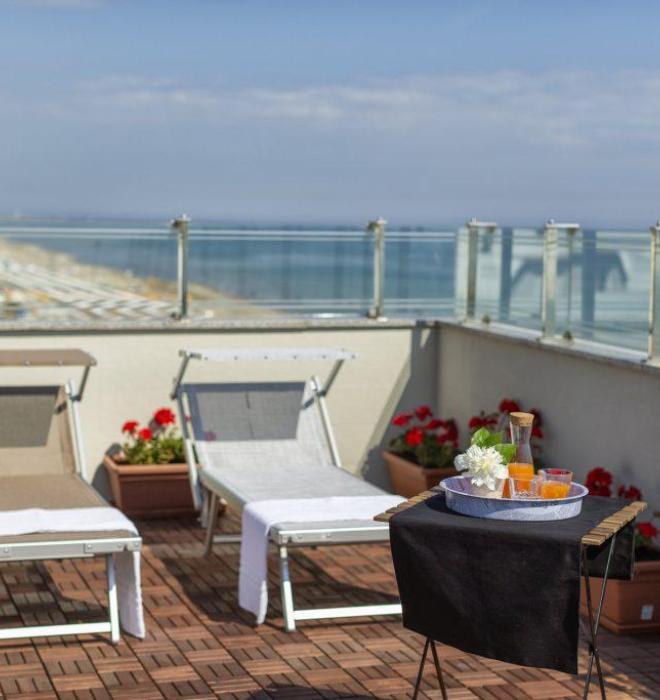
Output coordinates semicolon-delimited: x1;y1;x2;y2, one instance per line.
1;0;660;227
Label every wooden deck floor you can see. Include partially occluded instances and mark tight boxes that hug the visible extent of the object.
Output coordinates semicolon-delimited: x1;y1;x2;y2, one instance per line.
0;514;657;699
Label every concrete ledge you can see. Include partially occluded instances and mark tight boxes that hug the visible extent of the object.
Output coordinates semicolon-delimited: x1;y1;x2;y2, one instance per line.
438;319;658;377
1;313;657;376
0;316;431;335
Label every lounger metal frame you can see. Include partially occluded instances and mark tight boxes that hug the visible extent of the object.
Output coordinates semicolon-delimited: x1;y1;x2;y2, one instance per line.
172;348;402;631
0;350;142;643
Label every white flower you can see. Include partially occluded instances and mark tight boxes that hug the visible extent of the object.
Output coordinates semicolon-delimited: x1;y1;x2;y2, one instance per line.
454;444;508;491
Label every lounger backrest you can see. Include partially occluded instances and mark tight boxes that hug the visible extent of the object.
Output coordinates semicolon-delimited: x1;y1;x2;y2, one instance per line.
0;385;76;475
183;380;335;470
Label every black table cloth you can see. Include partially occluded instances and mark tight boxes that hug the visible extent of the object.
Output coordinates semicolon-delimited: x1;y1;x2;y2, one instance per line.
389;494;634;674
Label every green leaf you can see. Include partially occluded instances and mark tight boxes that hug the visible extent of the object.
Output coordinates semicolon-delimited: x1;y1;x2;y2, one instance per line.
495;443;517;464
483;431;503;448
471;427;491;447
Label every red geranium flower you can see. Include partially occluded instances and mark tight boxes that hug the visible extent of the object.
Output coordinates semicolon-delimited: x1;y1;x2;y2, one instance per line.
392;412;413;427
617;484;643;500
122;420;139;434
637;522;658;540
404;427;425;447
499;399;520;414
529;408;543;427
532;425;544;439
425;418;445;430
154;407;176;426
415;405;433;421
444;419;458;439
138;427;153;441
468;414;497;431
585;467;613;497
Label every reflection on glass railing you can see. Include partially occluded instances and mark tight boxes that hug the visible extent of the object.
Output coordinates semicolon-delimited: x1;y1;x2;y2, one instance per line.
460;227;545;330
555;230;649;352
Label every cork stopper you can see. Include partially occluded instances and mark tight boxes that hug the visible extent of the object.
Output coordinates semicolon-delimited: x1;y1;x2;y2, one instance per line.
509;412;534;427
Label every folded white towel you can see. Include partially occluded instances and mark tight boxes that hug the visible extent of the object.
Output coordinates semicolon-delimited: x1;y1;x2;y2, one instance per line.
0;507;144;638
239;495;403;624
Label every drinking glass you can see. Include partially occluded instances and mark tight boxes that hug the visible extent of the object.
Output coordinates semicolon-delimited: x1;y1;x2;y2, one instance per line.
508;475;541;499
538;469;573;499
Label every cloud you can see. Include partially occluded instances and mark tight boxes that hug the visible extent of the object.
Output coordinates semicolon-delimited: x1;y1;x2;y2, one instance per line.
63;70;660;150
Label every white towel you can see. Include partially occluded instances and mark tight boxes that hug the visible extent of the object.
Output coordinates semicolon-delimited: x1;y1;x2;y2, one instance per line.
239;495;403;624
0;507;145;638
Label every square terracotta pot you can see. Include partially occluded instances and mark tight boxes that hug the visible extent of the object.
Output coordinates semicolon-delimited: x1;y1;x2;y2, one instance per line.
580;560;660;634
104;455;196;519
383;450;457;498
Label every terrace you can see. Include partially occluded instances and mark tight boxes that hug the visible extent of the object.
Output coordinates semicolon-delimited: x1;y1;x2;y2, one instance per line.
0;217;657;698
1;515;658;700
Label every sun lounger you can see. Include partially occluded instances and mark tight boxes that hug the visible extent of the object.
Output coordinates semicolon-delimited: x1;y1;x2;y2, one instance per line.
171;347;403;631
0;349;142;642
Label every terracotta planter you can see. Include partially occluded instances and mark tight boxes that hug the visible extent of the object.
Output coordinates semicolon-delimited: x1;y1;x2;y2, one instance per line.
104;455;196;519
383;450;457;498
580;560;660;634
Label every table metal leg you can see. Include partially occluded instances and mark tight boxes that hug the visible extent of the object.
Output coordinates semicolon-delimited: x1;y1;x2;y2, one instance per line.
581;534;616;700
412;637;448;700
430;639;449;700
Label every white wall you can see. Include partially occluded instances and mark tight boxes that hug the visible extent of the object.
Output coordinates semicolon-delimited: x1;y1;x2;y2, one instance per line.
0;326;437;496
3;323;656;512
437;325;659;511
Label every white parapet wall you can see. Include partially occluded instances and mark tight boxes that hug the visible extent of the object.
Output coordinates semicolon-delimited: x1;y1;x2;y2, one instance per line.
436;322;659;512
1;319;657;514
0;322;438;496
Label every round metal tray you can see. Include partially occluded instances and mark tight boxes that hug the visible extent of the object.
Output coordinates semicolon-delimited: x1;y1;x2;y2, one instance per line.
440;476;589;521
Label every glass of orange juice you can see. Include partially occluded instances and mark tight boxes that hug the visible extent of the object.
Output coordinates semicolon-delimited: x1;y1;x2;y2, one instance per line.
538;469;572;499
503;462;534;497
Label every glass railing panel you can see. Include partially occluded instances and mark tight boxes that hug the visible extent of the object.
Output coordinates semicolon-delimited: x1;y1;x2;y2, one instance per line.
0;223;177;324
186;229;373;318
472;227;503;324
556;230;649;352
459;226;544;330
383;231;456;317
505;228;545;330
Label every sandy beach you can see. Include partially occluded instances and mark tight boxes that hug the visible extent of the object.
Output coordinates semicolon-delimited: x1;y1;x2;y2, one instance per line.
0;238;275;322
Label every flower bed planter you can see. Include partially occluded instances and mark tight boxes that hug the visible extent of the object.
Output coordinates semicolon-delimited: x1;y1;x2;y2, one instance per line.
104;455;196;519
383;450;457;498
580;560;660;634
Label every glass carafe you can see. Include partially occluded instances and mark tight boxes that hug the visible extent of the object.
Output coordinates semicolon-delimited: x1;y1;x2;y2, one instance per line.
504;412;535;496
509;412;534;467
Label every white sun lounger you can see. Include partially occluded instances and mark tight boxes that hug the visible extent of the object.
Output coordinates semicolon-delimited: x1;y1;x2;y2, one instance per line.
0;350;141;642
171;347;402;631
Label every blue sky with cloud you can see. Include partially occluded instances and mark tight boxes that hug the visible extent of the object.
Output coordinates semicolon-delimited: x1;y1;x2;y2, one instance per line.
1;0;660;226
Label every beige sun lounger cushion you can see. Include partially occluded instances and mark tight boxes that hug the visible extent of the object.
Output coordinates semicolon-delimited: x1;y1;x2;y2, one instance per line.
0;474;135;544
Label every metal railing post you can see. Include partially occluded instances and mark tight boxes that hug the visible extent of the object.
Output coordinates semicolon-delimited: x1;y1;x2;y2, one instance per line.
464;218;497;322
499;227;513;323
542;221;558;338
367;218;387;319
171;215;190;319
648;222;660;360
581;229;596;340
542;220;580;340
